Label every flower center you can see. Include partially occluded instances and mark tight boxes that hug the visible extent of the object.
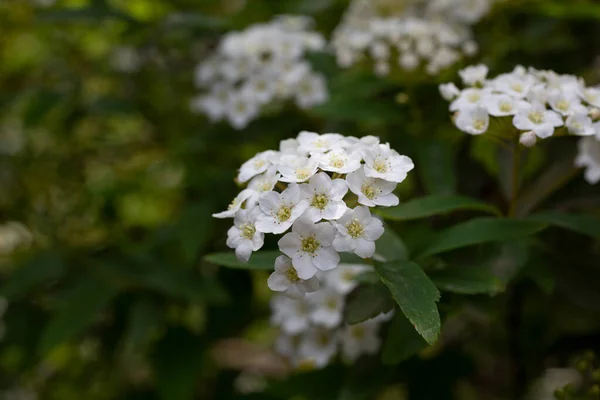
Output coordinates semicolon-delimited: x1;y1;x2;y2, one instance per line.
330;155;345;169
314;139;327;148
311;193;329;210
227;198;239;210
235;102;247;113
326;297;338;310
285;267;300;282
240;223;255;240
317;332;331;346
347;219;364;238
361;184;376;200
301;236;320;254
557;100;570;111
528;111;544;124
571;121;582;129
254;159;266;169
511;82;524;93
468;93;480;102
473;119;486;130
341;270;357;282
373;158;388;173
295;168;311;180
277;206;292;222
586;91;598;103
257;180;272;192
351;325;366;339
499;101;513;113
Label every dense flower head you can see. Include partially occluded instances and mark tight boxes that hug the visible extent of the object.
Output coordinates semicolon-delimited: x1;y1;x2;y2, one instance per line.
271;265;393;369
440;64;600;184
331;0;493;77
191;16;328;129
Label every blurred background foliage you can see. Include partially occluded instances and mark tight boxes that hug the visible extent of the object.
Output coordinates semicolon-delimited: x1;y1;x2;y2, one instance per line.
1;0;600;399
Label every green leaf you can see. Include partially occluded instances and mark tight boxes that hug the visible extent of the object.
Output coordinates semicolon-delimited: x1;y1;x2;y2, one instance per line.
0;252;66;299
374;260;440;344
381;312;428;365
38;276;119;355
415;139;457;195
204;251;279;270
430;265;505;295
418;218;547;258
153;328;205;400
528;212;600;238
123;297;161;353
345;283;395;325
374;229;409;261
377;195;501;221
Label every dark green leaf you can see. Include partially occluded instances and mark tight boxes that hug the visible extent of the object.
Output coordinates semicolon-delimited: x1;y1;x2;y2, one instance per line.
24;90;63;127
123;297;161;353
430;265;505;295
153;328;205;400
374;260;440;344
377;195;501;221
418;218;547;258
0;252;65;299
38;276;119;355
528;211;600;238
374;229;409;261
415;140;457;195
204;251;279;270
345;283;395;325
381;312;427;365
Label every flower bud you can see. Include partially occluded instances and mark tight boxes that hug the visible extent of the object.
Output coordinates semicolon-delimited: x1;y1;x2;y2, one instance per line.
519;131;537;147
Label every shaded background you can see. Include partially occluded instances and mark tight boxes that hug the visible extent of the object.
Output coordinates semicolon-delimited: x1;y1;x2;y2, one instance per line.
1;0;600;399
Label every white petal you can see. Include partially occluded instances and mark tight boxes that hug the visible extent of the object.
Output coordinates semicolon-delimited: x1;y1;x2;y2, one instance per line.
293;254;318;279
333;235;355;252
364;219;385;241
354;238;376;259
278;233;301;257
313;246;340;271
267;272;290;292
375;193;399;207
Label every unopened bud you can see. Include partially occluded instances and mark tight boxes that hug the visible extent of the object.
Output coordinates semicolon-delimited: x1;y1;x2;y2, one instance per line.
589;108;600;120
519;131;537;147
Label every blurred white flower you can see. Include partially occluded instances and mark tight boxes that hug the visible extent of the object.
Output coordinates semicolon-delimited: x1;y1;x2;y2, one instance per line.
455;106;490;135
267;255;320;299
575;136;600;184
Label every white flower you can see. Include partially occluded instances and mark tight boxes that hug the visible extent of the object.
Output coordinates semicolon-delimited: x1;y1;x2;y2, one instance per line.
295;75;328;109
340;320;381;362
300;172;348;222
226;92;259;129
450;88;490;111
346;167;399;207
319;149;362;174
439;83;460;101
307;288;345;328
513;102;563;138
324;263;371;295
548;91;588;116
255;184;309;234
493;74;533;98
566;113;595;136
458;64;488;86
270;295;312;334
297;131;343;153
277;154;320;183
575;137;600;184
362;144;414;183
247;167;280;199
278;218;340;279
297;327;338;368
333;206;384;259
483;94;529;117
579;87;600;108
238;150;278;183
226;206;265;262
455;106;489;135
267;255;320;299
279;138;303;155
519;131;537;148
212;189;256;218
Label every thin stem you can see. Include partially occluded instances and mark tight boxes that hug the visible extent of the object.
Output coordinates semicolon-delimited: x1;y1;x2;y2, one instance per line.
508;137;521;218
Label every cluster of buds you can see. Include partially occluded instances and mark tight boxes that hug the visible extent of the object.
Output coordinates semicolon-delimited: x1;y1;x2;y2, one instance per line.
331;0;493;76
191;16;328;129
440;64;600;184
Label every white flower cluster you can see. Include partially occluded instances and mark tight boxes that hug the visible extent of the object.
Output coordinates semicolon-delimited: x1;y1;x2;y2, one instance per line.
331;0;493;76
440;64;600;184
271;263;393;369
191;16;328;129
213;131;413;287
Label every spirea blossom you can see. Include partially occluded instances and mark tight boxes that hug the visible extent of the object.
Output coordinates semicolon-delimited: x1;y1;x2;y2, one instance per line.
331;0;494;77
212;131;413;290
440;65;600;184
191;16;328;129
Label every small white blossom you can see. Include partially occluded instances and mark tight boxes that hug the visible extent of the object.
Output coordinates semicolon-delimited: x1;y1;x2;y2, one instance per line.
340;320;381;362
483;94;529;117
513;102;563;138
297;131;343;154
324;263;371;295
278;155;321;183
297;327;338;368
362;144;414;183
450;88;491;111
566;113;595;136
212;189;256;219
226;206;265;262
548;91;588;116
255;184;309;234
307;288;345;328
333;206;384;259
519;131;537;148
439;83;460;101
575;137;600;184
346;167;399;207
319;149;362;174
458;64;488;86
455;106;489;135
267;255;320;299
238;150;278;183
226;92;260;129
300;172;348;222
271;295;313;334
278;218;340;279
